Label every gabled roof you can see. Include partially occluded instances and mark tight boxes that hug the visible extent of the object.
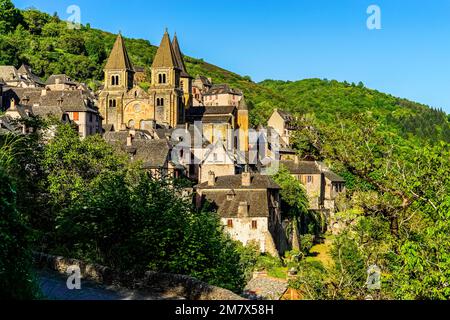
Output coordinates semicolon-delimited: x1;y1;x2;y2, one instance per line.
172;34;191;78
152;31;179;69
104;33;134;71
46;74;77;86
279;160;321;175
275;109;294;122
196;174;280;190
324;171;345;182
0;66;19;82
203;84;243;96
18;64;45;85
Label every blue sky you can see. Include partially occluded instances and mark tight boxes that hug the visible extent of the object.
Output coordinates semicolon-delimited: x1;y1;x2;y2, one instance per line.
13;0;450;113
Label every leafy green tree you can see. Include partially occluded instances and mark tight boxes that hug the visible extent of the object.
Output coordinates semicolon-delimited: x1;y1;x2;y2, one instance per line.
0;0;22;34
0;135;39;300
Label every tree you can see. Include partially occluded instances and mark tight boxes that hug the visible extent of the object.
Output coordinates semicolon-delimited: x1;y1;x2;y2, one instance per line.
0;135;39;299
0;0;22;34
272;165;310;252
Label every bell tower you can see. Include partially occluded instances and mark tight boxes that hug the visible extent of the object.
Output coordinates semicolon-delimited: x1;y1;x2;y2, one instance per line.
99;33;135;130
172;33;193;110
149;30;184;128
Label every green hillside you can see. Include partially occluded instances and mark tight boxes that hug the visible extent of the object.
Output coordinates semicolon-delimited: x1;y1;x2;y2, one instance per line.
1;2;450;300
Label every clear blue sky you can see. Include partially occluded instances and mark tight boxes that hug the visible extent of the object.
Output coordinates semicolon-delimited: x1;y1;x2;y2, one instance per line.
13;0;450;113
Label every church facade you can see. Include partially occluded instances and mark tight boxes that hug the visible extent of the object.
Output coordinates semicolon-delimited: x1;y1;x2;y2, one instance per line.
99;31;192;131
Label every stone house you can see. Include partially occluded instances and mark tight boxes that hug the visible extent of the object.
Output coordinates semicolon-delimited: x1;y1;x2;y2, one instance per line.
195;172;286;256
203;84;243;107
267;109;298;146
0;65;44;88
2;87;101;138
192;75;212;106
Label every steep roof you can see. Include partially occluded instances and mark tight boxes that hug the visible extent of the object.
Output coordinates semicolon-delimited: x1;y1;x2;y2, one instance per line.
152;31;179;69
201;190;271;218
279;160;322;175
172;34;191;78
203;84;243;96
324;171;345;182
275;109;295;122
104;33;134;71
104;132;171;169
18;64;45;85
45;74;77;86
196;174;280;190
0;66;19;82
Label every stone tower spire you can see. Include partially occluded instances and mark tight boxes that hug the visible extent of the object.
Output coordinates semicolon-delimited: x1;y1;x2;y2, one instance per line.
172;33;193;109
152;30;179;69
105;33;134;72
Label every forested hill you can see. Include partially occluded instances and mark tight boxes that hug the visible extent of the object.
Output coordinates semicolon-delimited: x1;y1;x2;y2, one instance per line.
1;6;448;143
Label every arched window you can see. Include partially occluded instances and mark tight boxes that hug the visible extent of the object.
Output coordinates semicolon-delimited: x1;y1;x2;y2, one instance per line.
115;75;119;86
109;99;117;108
111;75;120;86
156;98;164;107
158;73;167;84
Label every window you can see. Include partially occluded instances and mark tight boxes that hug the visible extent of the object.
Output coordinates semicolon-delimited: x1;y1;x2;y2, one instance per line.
73;112;79;121
111;75;119;86
307;176;313;184
251;220;258;230
158;73;167;84
227;219;233;228
156;98;164;107
109;99;117;108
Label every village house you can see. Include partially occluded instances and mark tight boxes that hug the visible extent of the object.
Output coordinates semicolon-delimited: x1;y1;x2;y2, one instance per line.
195;172;287;256
203;84;243;107
192;75;212;106
0;64;45;88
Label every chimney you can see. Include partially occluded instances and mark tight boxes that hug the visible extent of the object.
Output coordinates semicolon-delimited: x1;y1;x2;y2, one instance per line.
55;78;61;85
238;201;248;217
208;171;216;187
41;89;47;96
294;155;299;164
10;98;16;110
242;172;251;187
126;134;133;147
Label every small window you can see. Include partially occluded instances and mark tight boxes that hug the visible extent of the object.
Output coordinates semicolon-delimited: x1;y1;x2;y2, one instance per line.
158;73;167;84
251;220;257;230
109;99;117;108
227;219;233;228
156;98;164;107
307;176;313;184
73;112;79;121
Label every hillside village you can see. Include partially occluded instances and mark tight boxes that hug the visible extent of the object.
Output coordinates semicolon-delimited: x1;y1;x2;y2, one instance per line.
0;31;345;257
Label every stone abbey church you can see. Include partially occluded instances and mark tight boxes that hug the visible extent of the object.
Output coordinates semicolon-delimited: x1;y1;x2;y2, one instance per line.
99;31;194;130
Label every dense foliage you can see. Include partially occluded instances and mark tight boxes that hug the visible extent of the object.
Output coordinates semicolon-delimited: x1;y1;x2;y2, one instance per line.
0;134;39;299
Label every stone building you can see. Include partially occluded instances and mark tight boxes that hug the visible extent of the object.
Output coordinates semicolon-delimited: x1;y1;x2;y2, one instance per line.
267;109;298;146
192;75;212;106
0;64;44;88
2;87;101;138
195;172;286;256
99;31;191;131
203;84;243;107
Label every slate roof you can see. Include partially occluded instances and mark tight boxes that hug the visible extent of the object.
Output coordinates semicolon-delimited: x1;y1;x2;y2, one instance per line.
203;84;242;96
276;109;294;122
45;74;78;86
104;131;171;169
195;75;212;86
152;31;179;69
324;171;345;182
18;64;45;85
0;66;19;81
4;88;98;114
201;190;271;218
104;34;134;71
186;106;236;123
172;34;191;78
196;174;280;190
279;160;322;175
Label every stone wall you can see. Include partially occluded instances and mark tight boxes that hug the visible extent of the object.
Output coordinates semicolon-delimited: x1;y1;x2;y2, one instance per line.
33;252;244;300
